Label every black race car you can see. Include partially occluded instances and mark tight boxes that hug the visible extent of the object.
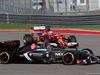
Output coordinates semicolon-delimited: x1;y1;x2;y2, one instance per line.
0;40;100;65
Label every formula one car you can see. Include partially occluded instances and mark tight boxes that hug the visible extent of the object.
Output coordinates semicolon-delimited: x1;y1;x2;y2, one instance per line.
23;26;78;48
0;40;100;65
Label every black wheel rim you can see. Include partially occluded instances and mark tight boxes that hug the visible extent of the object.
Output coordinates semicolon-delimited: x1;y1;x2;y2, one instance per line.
64;54;73;63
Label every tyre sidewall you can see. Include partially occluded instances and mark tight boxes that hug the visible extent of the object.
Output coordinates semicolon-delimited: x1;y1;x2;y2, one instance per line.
82;48;94;55
23;34;33;45
68;35;77;42
43;36;50;47
62;51;76;65
0;50;13;64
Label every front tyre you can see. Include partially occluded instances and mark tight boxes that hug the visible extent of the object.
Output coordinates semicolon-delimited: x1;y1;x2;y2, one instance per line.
62;51;76;65
82;48;94;55
0;51;13;64
68;35;77;42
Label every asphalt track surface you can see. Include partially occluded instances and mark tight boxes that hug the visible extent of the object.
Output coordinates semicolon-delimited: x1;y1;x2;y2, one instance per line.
0;32;100;75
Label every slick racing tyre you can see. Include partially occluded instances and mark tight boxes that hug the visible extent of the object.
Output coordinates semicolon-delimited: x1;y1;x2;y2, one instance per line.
0;51;13;64
62;51;76;65
43;36;50;47
82;48;94;55
23;34;33;45
68;35;77;42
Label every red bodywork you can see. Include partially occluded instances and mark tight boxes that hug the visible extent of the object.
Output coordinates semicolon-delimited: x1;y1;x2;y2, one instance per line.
31;27;68;47
38;32;67;47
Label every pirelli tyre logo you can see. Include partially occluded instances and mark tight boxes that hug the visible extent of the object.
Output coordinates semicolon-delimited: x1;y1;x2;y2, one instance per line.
55;53;63;56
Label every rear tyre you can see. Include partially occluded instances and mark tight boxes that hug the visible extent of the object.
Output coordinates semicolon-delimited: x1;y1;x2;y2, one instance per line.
62;51;76;65
0;51;13;64
43;36;50;47
23;34;33;45
82;48;94;55
68;35;77;42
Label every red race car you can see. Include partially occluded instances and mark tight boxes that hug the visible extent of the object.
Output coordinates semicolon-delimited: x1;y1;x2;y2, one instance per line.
23;26;78;48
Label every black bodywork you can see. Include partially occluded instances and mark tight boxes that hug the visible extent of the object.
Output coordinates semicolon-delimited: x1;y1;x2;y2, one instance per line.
0;40;100;65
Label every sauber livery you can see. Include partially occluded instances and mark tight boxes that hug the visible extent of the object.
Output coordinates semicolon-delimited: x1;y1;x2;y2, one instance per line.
0;40;100;65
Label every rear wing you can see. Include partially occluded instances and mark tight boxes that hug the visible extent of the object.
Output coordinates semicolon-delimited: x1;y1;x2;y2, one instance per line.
31;26;46;31
30;26;46;37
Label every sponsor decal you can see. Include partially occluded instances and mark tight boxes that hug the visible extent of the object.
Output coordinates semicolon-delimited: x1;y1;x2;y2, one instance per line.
29;53;43;57
36;49;47;51
55;53;63;56
34;26;45;30
31;44;36;49
67;42;78;46
57;37;62;39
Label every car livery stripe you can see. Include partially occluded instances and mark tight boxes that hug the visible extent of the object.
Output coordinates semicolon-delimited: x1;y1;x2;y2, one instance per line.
24;53;32;61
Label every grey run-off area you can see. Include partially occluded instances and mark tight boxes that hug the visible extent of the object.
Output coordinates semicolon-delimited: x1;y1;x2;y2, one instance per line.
0;32;100;75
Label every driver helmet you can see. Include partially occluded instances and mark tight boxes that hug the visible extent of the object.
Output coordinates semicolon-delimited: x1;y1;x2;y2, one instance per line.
49;31;53;35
